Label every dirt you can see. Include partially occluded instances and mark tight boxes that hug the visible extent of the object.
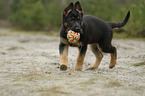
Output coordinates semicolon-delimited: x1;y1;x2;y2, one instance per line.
0;29;145;96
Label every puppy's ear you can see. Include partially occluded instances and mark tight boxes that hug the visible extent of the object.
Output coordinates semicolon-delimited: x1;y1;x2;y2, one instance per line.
75;1;83;14
63;2;73;17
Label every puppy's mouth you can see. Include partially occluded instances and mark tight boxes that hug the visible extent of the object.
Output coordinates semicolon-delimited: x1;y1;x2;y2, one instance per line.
67;29;83;34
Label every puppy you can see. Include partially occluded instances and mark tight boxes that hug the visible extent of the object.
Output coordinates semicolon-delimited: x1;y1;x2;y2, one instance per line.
59;1;130;71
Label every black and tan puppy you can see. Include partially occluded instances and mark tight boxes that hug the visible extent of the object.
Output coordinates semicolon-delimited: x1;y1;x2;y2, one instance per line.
59;1;130;71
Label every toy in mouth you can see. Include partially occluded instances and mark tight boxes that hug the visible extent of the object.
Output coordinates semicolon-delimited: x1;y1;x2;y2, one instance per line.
67;30;80;43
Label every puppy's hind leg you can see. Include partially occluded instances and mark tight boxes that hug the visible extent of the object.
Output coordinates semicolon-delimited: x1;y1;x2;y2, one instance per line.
88;44;103;70
109;46;117;68
101;44;117;69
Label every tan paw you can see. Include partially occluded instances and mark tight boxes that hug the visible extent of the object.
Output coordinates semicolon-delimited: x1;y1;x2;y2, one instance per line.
88;66;97;70
109;64;115;69
74;66;82;71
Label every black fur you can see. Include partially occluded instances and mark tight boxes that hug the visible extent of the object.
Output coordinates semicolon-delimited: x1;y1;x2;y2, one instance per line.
59;43;66;54
59;1;130;70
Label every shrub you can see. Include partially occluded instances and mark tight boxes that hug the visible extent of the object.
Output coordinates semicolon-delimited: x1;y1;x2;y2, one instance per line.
10;0;145;37
126;0;145;37
11;0;49;30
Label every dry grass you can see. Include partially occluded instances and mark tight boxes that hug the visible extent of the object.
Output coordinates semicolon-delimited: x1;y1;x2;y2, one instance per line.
7;46;25;51
133;61;145;66
108;80;122;87
38;86;70;96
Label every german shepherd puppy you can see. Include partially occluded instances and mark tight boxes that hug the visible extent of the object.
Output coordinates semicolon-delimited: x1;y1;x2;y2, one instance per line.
59;1;130;71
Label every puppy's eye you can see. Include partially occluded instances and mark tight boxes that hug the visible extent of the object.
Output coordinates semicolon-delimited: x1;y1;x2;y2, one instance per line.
77;17;81;21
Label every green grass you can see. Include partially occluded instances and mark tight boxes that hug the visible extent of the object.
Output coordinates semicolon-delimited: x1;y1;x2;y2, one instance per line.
7;46;25;51
1;52;6;55
133;61;145;66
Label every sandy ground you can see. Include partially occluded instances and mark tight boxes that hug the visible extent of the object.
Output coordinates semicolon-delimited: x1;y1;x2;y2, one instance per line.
0;29;145;96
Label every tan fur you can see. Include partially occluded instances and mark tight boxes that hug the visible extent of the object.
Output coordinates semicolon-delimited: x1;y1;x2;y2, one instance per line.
89;44;103;69
76;9;84;14
89;57;103;69
64;10;72;17
109;53;116;68
74;54;85;71
64;23;68;27
60;46;68;67
109;47;117;68
74;48;85;71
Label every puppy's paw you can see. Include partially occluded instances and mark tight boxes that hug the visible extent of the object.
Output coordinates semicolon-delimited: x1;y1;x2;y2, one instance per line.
74;66;82;71
88;66;97;70
60;64;67;71
109;64;115;69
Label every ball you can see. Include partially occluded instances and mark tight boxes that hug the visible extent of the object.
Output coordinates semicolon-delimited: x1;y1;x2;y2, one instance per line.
67;30;80;43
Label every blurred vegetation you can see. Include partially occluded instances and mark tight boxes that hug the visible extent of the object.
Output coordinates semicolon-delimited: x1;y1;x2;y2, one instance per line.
0;0;145;38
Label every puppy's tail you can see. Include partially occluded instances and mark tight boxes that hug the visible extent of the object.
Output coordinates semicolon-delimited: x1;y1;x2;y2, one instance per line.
107;11;130;28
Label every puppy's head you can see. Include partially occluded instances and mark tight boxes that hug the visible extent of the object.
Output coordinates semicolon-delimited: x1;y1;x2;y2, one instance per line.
63;1;83;34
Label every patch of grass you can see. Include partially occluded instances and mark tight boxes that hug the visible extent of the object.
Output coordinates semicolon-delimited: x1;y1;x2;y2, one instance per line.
109;81;122;87
13;72;48;82
13;60;48;82
1;52;6;55
78;78;99;85
0;29;27;36
19;39;30;43
131;86;145;91
114;33;129;39
105;80;122;88
4;61;12;64
0;28;59;37
7;46;25;51
13;83;30;87
38;86;70;96
11;30;59;36
133;61;145;66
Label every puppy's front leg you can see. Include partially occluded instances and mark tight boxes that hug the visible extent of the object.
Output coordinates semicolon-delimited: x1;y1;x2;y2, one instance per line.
74;45;87;71
59;43;69;71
